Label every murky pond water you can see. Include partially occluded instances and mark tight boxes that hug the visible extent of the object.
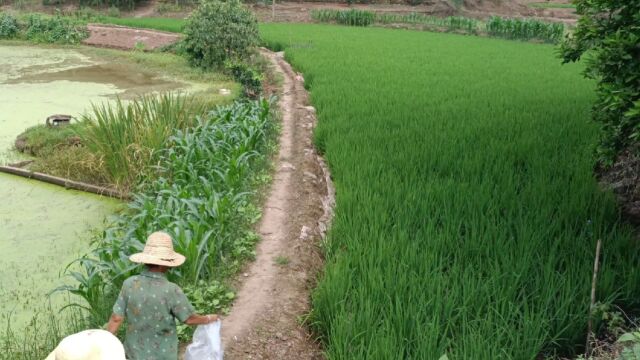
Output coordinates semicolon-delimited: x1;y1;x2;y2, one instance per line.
0;45;189;330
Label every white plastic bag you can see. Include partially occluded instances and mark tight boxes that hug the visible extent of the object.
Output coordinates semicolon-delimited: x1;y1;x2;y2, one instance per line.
185;321;224;360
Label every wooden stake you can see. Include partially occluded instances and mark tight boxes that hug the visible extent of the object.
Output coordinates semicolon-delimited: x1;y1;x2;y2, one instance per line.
586;238;602;358
0;165;128;200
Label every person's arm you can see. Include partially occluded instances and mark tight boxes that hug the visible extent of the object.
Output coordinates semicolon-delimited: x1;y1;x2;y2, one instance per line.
171;285;219;326
108;280;128;334
184;313;219;326
106;313;125;334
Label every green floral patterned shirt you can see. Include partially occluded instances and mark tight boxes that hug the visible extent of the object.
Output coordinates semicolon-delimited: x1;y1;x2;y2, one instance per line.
113;270;195;360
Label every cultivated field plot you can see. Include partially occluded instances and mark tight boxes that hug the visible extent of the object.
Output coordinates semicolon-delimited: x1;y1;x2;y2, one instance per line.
261;24;640;359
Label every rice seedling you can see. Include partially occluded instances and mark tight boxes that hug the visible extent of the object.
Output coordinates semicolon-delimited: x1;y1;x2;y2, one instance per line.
260;24;640;359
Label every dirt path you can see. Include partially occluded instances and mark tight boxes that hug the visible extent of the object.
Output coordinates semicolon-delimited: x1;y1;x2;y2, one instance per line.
83;24;180;51
219;50;333;359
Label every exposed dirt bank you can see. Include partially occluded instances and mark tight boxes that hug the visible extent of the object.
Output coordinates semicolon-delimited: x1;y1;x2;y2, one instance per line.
250;0;577;24
218;50;334;359
83;24;181;50
599;148;640;228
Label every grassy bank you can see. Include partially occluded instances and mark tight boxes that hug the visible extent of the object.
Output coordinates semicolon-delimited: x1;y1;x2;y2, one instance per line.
261;24;640;358
11;43;239;189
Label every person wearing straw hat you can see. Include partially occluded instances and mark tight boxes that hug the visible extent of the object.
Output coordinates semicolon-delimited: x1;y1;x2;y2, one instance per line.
106;231;219;360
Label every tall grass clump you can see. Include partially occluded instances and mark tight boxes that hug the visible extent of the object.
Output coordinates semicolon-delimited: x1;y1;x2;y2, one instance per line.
79;93;208;189
0;13;19;38
376;12;478;33
486;16;565;43
311;9;375;27
61;99;274;336
261;24;640;358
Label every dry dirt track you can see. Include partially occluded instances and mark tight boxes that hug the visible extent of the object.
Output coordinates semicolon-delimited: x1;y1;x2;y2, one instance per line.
220;49;333;359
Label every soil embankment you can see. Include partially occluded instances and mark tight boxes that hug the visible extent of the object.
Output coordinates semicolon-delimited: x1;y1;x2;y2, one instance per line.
250;0;577;24
84;24;181;50
219;50;334;359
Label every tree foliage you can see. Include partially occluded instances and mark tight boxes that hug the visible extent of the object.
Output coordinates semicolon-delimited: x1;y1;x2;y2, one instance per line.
183;0;259;70
561;0;640;164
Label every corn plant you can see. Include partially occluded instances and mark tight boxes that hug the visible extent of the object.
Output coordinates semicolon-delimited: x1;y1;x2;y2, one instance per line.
59;99;274;327
311;9;375;27
486;16;565;43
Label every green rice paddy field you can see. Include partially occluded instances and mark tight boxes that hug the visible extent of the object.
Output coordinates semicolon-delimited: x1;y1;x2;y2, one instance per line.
260;24;640;359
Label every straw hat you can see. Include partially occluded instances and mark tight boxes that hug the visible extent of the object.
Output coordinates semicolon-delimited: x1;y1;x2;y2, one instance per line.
129;232;186;267
45;329;125;360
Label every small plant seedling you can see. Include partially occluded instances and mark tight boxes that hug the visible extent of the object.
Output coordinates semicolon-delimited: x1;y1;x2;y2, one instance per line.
133;41;146;52
274;255;290;266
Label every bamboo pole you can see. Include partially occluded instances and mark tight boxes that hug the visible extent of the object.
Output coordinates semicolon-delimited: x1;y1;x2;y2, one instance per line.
586;238;602;357
0;165;128;200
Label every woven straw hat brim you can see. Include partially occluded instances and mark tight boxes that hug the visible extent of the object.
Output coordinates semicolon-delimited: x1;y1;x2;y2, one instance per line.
129;252;186;267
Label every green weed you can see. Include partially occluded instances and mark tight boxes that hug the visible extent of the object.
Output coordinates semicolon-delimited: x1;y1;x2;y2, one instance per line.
275;255;290;266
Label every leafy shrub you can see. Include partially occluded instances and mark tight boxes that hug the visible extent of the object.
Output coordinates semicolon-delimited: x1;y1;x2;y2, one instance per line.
0;13;19;38
107;6;120;17
224;60;263;98
183;0;259;69
561;0;640;164
71;7;101;20
617;331;640;360
24;14;87;44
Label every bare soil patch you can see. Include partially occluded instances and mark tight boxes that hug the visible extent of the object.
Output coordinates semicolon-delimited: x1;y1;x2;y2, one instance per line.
83;24;181;50
462;0;577;24
217;50;334;359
